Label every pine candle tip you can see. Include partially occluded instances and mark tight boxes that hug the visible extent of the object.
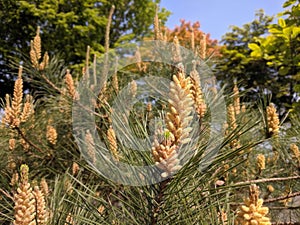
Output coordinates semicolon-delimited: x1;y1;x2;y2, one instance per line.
36;26;40;35
235;184;271;224
18;164;30;187
256;154;266;170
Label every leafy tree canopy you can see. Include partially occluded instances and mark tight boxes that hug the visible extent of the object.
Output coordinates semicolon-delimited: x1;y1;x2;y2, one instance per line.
248;0;300;113
0;0;170;98
216;0;300;115
215;10;274;104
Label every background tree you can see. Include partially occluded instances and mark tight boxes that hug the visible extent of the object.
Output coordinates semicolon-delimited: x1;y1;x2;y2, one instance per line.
215;10;274;105
163;20;221;58
216;1;300;115
248;0;300;113
0;0;170;99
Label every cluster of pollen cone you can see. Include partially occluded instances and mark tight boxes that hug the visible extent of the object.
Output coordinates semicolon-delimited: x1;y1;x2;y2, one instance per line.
151;65;197;178
235;184;271;225
13;165;49;225
151;15;209;178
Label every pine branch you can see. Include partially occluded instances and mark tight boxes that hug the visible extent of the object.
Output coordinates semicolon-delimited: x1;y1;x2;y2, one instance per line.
264;191;300;203
234;176;300;186
270;206;300;210
271;223;300;225
41;73;63;94
151;178;171;225
15;127;44;153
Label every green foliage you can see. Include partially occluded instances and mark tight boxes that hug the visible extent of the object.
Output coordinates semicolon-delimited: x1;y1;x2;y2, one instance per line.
1;30;300;224
0;0;170;99
248;1;300;113
216;1;300;114
216;10;274;104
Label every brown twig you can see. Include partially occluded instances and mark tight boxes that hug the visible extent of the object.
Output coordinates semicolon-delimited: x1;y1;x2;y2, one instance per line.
271;223;300;225
15;127;44;153
233;176;300;187
270;206;300;210
230;191;300;209
41;74;63;94
264;191;300;203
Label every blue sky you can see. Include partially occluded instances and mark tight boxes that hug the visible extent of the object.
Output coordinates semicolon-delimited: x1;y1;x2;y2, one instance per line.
160;0;286;41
